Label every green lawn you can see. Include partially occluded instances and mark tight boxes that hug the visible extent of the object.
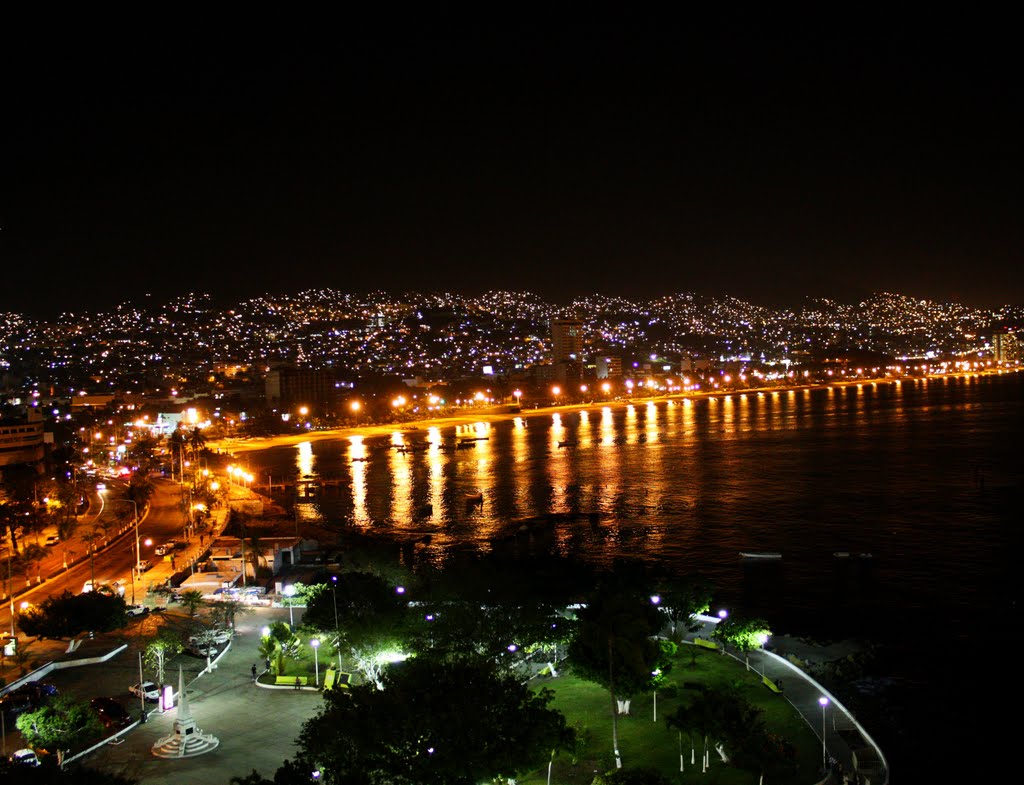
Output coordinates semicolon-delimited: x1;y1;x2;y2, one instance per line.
522;647;821;785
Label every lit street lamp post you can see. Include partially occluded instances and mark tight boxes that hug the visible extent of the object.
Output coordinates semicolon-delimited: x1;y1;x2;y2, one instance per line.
819;696;829;771
311;639;320;686
331;576;342;670
103;492;140;604
283;584;295;626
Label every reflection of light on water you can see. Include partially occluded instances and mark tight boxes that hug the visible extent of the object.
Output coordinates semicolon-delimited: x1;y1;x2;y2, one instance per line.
296;441;314;477
389;440;412;525
349;436;367;526
645;401;659;442
597;405;621;514
600;407;613;445
625;405;637;443
473;421;490;438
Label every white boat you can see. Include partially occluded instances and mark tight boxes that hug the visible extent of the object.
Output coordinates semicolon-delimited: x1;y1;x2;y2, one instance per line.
739;551;782;560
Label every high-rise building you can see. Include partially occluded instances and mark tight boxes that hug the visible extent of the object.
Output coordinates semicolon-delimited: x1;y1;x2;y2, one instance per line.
992;329;1019;363
265;366;339;408
551;318;583;363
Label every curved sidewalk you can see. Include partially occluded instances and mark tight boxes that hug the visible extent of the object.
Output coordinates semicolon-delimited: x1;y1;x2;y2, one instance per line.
687;615;888;785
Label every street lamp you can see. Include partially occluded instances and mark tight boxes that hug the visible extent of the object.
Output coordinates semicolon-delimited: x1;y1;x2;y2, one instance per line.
283;584;295;626
103;491;140;605
331;576;342;670
818;696;829;771
311;639;320;686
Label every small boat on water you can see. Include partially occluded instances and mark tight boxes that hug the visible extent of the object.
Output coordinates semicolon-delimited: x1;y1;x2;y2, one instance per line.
558;440;578;448
740;551;782;560
833;551;850;558
464;491;484;504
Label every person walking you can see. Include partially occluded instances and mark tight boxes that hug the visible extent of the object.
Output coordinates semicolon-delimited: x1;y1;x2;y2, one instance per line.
251;663;258;682
294;676;301;690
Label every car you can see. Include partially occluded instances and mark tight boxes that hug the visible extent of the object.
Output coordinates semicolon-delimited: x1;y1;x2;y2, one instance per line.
155;544;167;556
184;642;219;658
189;627;232;646
129;681;161;702
134;560;152;574
9;748;40;766
44;534;60;547
0;691;35;719
125;604;149;617
90;697;132;729
10;682;58;703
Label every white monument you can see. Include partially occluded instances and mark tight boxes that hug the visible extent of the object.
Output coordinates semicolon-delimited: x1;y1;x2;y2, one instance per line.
152;666;220;758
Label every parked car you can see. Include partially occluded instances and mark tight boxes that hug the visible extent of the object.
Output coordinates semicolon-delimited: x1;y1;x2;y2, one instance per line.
125;604;149;617
184;642;219;658
44;534;60;547
0;691;35;719
9;748;40;766
90;697;132;729
9;682;58;704
129;681;161;702
189;627;232;646
134;560;152;574
155;544;168;556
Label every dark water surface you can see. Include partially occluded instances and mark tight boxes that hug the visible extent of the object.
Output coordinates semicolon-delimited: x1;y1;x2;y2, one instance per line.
245;373;1022;777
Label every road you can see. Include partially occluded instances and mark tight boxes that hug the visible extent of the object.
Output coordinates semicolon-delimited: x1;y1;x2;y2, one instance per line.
2;478;198;635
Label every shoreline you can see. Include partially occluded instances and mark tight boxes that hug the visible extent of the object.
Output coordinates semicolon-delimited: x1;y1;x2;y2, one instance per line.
210;368;1018;456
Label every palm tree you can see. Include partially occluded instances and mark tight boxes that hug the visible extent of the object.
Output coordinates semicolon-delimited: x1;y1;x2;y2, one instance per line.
81;528;102;587
245;532;265;578
20;543;47;585
123;475;155;509
168;429;187;483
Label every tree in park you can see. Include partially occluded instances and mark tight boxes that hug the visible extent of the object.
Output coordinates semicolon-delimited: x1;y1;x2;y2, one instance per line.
567;578;666;770
145;631;184;685
296;657;574;785
666;686;778;776
711;615;772;668
16;695;104;765
263;621;302;676
651;574;713;641
301;574;410;688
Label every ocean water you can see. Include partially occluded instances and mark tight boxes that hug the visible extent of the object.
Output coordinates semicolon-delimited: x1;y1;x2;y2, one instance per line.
249;373;1020;632
244;372;1023;777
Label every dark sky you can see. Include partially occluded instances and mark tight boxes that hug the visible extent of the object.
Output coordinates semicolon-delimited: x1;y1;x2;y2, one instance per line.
3;12;1021;317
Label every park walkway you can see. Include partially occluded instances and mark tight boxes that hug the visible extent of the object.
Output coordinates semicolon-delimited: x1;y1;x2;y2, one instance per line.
685;615;888;785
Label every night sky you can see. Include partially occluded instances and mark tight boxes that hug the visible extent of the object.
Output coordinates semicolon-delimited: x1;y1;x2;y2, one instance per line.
4;13;1021;317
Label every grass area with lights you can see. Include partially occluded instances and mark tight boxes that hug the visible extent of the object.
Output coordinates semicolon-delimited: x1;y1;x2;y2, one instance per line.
522;646;821;785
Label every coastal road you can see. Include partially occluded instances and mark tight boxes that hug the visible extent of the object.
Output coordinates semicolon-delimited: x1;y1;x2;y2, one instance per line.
1;478;195;633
